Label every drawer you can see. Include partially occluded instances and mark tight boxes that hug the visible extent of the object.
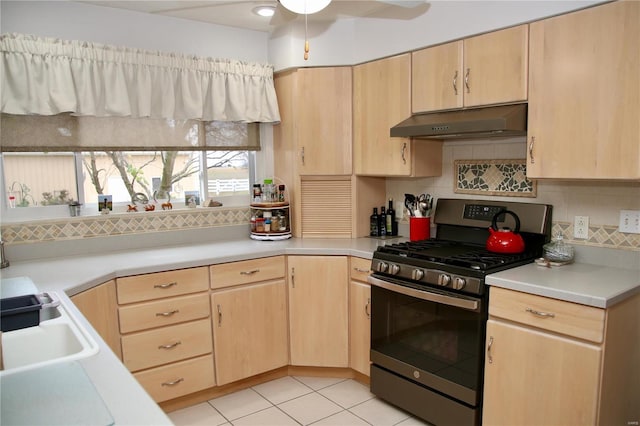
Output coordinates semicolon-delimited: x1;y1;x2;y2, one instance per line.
134;354;215;403
117;267;209;304
210;256;285;289
489;287;605;343
121;319;213;372
350;257;372;282
119;293;210;334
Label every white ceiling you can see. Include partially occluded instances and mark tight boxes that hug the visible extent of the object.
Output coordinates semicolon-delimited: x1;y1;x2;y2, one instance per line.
77;0;431;33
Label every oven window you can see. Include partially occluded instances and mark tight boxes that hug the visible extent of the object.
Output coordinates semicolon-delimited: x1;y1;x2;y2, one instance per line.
371;285;486;391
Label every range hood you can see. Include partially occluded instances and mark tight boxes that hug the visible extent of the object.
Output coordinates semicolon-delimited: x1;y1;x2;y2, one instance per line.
390;104;527;140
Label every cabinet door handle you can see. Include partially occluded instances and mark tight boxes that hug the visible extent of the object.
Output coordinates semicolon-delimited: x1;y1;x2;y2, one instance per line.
240;269;260;275
155;309;179;317
526;307;555;318
217;304;222;326
528;136;535;164
301;146;305;165
365;297;371;319
291;267;295;288
487;336;493;364
401;142;407;165
354;267;370;273
161;378;184;387
154;281;177;289
464;68;470;93
452;70;458;95
158;341;181;350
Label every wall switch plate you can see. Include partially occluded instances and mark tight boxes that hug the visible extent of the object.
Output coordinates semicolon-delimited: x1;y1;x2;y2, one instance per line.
574;216;589;239
619;210;640;234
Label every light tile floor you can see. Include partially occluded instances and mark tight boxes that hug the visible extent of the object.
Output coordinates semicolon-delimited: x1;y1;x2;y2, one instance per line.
168;376;431;426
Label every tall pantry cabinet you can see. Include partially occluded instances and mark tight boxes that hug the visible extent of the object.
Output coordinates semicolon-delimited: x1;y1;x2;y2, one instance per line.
274;67;356;238
527;1;640;179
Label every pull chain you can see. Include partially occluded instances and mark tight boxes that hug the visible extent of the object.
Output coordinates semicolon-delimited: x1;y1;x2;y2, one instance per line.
304;11;309;60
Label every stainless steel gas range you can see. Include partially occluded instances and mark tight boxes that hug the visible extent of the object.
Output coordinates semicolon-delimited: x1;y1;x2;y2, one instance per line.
368;198;552;426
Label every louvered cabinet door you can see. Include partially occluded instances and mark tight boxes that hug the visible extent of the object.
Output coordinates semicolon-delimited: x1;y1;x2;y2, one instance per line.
300;178;352;238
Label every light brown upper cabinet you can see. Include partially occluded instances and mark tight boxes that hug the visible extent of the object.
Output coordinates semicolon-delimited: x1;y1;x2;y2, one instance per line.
412;25;528;113
274;67;352;176
527;1;639;179
354;54;442;177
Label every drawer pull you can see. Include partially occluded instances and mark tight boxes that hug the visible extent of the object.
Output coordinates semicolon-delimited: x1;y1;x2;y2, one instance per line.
365;297;371;319
154;281;178;289
217;304;222;326
158;341;182;350
487;336;494;364
354;267;370;273
526;308;555;318
161;378;184;387
240;269;260;275
155;309;179;317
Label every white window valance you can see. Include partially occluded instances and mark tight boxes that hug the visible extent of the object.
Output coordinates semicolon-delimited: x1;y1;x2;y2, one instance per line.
0;33;281;123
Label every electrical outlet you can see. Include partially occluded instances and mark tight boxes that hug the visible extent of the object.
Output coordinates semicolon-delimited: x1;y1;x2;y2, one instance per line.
574;216;589;239
619;210;640;234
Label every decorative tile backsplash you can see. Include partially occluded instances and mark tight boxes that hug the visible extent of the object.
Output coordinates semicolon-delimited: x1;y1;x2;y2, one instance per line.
552;222;640;251
3;207;638;253
1;207;251;245
455;159;536;197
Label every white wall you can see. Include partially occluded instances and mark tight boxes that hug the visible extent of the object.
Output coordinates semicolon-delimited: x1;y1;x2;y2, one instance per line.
266;0;603;69
0;0;269;63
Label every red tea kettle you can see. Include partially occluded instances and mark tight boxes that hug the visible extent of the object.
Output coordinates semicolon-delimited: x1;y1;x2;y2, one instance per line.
486;209;525;254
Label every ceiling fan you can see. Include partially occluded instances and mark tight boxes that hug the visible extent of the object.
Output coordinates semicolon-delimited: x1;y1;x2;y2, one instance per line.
266;0;430;59
267;0;430;26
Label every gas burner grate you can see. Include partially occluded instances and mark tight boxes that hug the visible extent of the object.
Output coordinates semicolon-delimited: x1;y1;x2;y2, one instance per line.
380;240;538;271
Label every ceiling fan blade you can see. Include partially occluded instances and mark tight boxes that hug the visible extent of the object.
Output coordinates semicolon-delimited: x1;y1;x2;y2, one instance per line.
375;0;427;8
270;2;299;26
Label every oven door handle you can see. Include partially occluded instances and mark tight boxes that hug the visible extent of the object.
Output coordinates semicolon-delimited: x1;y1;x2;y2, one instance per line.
368;276;480;311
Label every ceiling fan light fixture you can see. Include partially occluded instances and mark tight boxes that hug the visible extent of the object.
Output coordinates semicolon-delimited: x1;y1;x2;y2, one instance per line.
280;0;332;15
253;5;276;17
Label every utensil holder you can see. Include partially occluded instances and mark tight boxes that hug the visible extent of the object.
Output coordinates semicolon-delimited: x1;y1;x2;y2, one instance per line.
409;217;430;241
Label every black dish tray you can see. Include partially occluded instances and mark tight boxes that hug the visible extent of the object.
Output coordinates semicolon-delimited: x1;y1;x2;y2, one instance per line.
0;293;59;332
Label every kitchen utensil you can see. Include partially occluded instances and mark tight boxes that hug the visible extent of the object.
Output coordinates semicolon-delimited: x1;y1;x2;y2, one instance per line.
486;209;525;254
404;194;416;217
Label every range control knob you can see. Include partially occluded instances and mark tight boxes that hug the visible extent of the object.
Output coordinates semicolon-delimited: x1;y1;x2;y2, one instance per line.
377;262;388;273
452;277;466;290
437;274;451;286
411;269;425;280
389;264;400;275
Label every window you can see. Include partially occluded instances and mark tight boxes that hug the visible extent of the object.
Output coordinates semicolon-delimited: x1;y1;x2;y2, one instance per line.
2;150;252;215
0;115;261;220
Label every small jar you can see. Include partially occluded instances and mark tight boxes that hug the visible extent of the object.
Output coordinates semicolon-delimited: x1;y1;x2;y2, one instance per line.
255;218;265;233
279;214;287;231
252;184;262;203
278;185;286;202
271;215;280;231
250;215;256;232
264;217;271;232
543;233;575;263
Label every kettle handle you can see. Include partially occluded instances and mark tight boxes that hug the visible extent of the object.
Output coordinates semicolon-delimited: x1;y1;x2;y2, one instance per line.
491;209;521;233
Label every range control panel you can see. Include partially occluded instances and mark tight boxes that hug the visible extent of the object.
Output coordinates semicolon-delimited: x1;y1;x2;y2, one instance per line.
463;204;506;222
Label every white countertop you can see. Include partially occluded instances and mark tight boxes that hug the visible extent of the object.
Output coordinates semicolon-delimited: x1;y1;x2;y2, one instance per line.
0;237;396;426
486;262;640;308
1;236;638;425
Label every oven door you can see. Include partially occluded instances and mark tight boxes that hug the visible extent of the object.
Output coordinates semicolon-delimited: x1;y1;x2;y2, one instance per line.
368;274;487;407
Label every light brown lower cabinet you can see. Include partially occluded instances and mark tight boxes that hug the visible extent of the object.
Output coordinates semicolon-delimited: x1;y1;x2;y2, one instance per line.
211;280;288;385
349;257;372;376
288;255;349;367
134;354;215;403
483;287;640;426
70;280;122;359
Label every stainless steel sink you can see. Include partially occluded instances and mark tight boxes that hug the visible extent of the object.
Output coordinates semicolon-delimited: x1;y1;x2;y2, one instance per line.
1;292;99;375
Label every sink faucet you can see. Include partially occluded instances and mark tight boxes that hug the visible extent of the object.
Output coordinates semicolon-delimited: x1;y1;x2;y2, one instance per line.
1;239;9;269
